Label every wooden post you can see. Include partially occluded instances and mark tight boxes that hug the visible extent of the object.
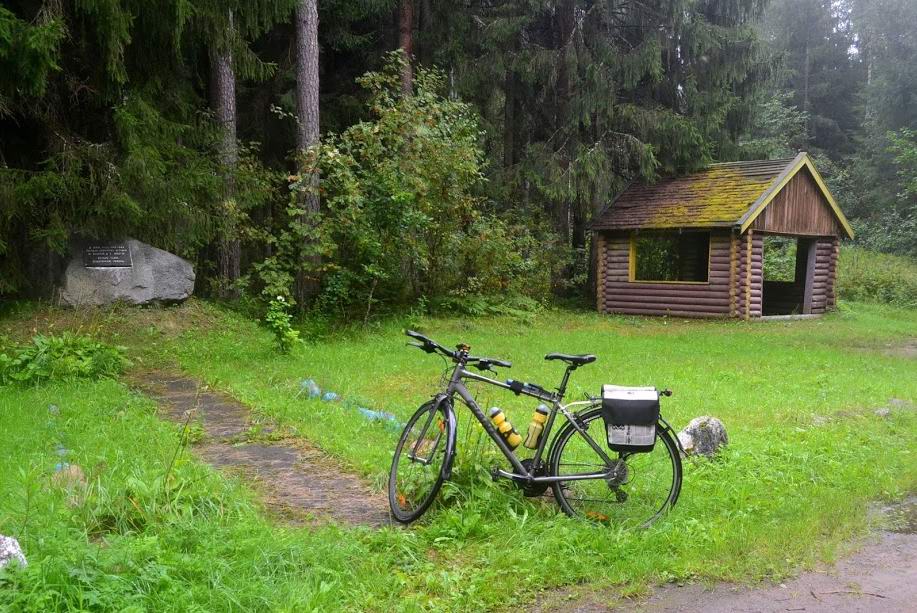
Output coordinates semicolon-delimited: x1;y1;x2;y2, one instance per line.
729;229;737;317
595;233;606;312
802;239;817;314
828;237;840;309
744;230;752;321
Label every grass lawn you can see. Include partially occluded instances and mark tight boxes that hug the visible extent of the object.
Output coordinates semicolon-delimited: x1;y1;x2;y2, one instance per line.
1;300;915;611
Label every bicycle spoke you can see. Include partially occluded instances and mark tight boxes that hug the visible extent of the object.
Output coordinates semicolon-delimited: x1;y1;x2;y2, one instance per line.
389;401;451;522
552;409;680;528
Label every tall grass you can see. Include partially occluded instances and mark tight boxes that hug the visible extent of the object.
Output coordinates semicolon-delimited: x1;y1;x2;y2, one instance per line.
838;247;917;308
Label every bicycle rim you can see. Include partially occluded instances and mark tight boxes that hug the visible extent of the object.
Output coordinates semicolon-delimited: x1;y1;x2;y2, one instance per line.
549;408;681;528
388;399;452;523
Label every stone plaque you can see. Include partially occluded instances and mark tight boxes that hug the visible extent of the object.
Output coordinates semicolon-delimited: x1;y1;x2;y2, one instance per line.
82;243;133;268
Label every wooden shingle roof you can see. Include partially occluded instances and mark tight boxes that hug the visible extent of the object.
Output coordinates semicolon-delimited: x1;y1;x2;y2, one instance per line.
592;153;854;238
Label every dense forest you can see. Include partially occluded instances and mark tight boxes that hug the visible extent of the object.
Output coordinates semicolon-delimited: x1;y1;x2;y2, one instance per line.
1;0;915;318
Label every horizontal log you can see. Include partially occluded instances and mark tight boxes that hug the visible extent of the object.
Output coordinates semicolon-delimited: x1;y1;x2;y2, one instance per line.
606;299;730;312
607;307;728;318
605;292;728;304
606;294;730;306
605;285;721;296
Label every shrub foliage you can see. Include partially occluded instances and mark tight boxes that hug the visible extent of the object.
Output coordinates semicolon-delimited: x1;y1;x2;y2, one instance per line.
0;333;129;385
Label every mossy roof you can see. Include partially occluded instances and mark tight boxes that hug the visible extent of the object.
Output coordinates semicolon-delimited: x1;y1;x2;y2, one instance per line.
591;154;853;237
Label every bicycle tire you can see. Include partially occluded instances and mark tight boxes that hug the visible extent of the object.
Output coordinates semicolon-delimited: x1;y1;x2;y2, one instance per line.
388;398;454;523
548;407;682;528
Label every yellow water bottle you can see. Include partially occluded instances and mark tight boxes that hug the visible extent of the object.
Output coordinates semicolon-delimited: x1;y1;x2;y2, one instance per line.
523;404;549;449
488;407;522;450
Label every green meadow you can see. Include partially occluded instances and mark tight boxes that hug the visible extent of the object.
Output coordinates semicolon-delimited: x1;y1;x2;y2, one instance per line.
1;301;915;610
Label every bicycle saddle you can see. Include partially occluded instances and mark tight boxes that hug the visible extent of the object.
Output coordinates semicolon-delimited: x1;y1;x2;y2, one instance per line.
544;353;596;366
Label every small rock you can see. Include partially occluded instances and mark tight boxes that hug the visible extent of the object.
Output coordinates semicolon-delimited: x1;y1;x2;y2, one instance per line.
0;535;27;570
48;404;59;415
875;407;892;418
321;391;339;402
811;415;828;426
677;416;728;457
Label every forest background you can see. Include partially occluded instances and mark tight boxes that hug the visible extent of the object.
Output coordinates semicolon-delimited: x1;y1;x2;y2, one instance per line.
1;0;915;320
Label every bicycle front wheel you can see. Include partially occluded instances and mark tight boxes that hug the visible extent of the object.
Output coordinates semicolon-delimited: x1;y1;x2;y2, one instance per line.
388;398;454;523
548;407;681;528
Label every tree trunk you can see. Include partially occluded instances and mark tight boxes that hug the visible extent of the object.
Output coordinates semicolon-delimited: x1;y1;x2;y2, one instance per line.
399;0;414;94
293;0;321;305
554;0;576;249
503;69;515;168
210;11;240;300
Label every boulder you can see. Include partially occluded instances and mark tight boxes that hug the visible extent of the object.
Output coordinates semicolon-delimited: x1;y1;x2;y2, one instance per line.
0;535;27;570
677;416;728;457
59;238;194;306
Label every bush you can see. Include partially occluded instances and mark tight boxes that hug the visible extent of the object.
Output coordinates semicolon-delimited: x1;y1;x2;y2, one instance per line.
837;247;917;308
262;54;560;320
264;296;301;352
0;333;129;385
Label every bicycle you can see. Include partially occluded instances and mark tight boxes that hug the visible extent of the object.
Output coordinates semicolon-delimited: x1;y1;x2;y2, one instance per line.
388;331;683;527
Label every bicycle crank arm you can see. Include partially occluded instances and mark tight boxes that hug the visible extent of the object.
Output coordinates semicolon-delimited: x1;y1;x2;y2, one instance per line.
493;468;614;484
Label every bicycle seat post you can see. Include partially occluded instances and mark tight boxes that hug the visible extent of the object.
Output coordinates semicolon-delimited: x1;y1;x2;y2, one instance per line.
557;365;577;399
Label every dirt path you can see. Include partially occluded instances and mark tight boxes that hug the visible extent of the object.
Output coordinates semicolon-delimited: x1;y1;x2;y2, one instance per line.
131;371;390;527
536;499;917;613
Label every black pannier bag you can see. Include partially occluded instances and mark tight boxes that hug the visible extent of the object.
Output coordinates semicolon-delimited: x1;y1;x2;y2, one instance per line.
600;385;660;452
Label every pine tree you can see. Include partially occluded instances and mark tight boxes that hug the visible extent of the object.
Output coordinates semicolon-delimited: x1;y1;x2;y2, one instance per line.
418;0;770;287
399;0;414;94
210;9;241;299
293;0;320;303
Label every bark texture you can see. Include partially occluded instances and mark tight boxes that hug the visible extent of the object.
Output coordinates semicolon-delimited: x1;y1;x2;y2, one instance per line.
294;0;321;304
210;12;240;299
399;0;414;94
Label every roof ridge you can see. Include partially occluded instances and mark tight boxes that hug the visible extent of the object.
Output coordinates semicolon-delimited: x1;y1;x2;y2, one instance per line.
707;157;798;168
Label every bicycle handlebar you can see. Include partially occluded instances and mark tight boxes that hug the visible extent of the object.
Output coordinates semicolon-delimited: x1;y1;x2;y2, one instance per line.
404;330;512;369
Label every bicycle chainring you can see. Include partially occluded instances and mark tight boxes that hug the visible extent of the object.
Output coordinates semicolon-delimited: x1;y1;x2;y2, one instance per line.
518;458;550;498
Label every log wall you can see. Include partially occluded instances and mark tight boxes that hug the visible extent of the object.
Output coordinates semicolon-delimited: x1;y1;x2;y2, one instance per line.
596;229;836;319
734;230;763;319
598;231;733;317
809;237;837;314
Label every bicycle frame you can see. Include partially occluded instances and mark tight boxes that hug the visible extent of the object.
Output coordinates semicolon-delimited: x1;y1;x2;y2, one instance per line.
444;361;617;485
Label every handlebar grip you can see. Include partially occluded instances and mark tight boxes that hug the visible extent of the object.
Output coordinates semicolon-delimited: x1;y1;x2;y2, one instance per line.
405;330;431;342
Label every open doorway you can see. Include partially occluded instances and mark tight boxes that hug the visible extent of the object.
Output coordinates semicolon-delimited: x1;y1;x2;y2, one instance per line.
762;235;815;315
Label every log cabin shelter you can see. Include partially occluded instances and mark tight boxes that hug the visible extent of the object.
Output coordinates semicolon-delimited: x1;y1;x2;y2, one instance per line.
592;152;854;319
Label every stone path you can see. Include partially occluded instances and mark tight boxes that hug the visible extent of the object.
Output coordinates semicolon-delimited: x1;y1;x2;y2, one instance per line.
535;498;917;613
131;372;390;527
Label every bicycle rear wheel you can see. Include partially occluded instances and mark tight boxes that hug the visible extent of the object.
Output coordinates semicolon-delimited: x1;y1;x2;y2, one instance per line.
548;407;681;528
388;398;454;523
